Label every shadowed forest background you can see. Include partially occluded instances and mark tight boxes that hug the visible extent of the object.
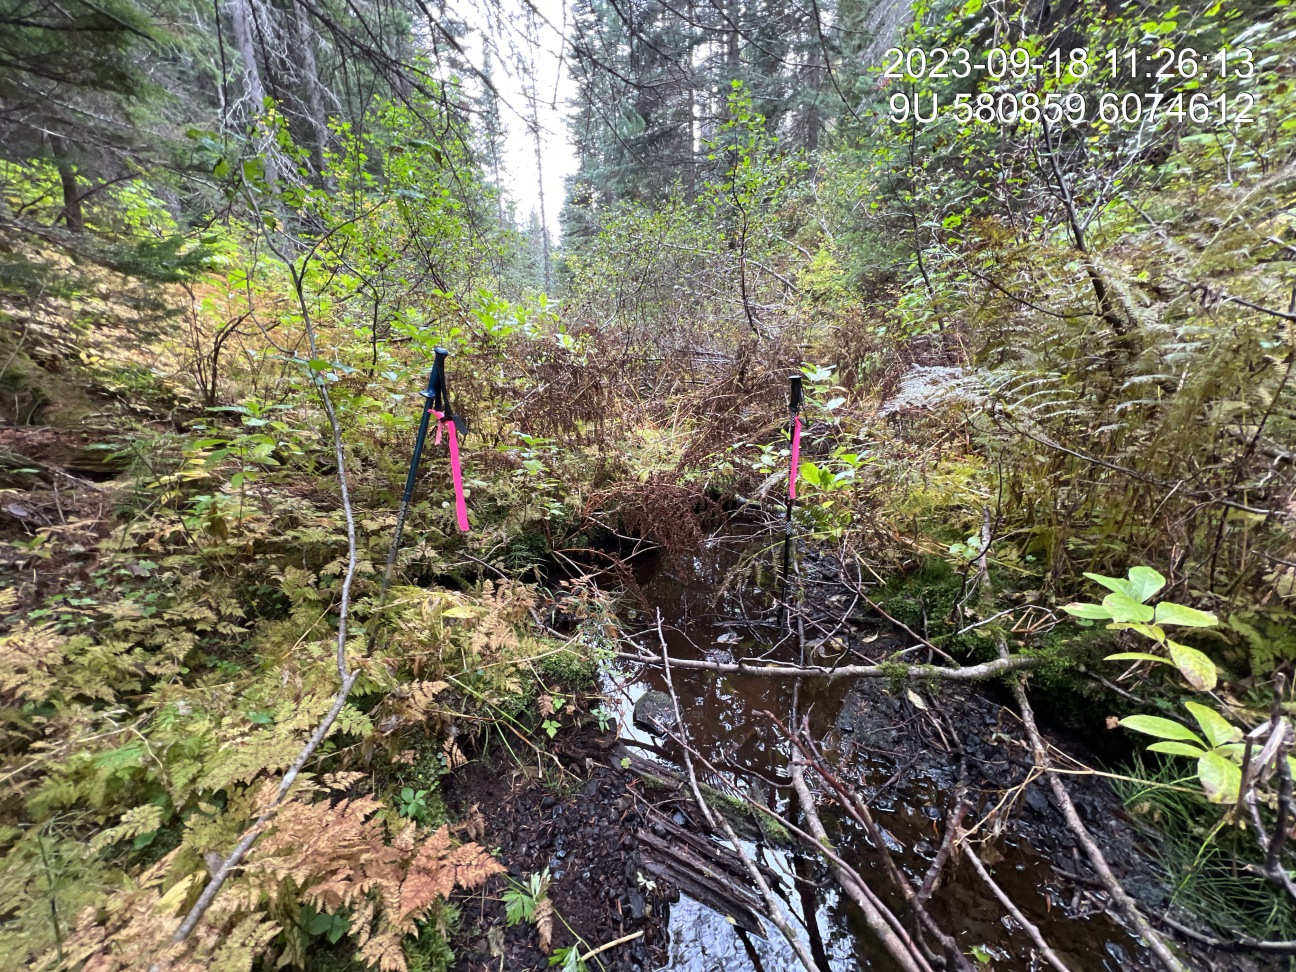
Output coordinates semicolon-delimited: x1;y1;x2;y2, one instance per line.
1;0;1296;969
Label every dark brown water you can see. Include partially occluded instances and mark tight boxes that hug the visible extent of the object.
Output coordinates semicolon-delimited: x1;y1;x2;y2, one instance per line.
601;526;1154;972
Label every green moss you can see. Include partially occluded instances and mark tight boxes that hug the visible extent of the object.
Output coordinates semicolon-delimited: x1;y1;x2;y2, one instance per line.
537;643;598;687
753;805;791;845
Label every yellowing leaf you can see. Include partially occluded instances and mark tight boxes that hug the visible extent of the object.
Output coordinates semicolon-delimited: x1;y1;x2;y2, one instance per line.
1146;741;1206;758
1063;601;1110;620
1105;652;1171;665
1084;571;1135;598
1198;750;1241;804
1167;641;1218;691
1125;566;1167;603
1102;593;1154;624
157;873;198;915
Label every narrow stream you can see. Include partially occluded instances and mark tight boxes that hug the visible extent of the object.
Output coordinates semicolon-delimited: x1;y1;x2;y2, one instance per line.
601;525;1154;972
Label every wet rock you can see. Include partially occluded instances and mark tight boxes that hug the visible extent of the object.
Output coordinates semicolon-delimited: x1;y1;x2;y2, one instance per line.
632;691;677;734
1024;782;1052;817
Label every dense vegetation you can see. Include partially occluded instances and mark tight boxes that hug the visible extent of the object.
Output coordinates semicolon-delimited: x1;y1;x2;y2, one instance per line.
1;0;1295;968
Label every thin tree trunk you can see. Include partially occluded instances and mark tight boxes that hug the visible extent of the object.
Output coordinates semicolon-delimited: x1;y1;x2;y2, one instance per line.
228;0;267;114
290;1;329;176
50;137;82;232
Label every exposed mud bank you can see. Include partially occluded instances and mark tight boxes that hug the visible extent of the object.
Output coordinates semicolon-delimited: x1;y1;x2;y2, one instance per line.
445;726;672;972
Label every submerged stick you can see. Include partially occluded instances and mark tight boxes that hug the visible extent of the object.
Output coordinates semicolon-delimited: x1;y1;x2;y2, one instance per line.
965;846;1075;972
790;761;932;972
779;714;972;971
662;715;925;972
656;611;716;833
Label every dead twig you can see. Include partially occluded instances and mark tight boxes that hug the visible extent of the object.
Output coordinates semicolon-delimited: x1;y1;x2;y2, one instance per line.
965;846;1074;972
1155;912;1296;954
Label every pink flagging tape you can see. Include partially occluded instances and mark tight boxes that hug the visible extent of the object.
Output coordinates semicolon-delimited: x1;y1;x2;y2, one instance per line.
789;414;802;500
431;410;470;533
445;419;469;532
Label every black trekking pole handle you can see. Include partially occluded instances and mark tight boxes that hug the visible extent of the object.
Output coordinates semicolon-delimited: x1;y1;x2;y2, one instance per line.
429;346;449;417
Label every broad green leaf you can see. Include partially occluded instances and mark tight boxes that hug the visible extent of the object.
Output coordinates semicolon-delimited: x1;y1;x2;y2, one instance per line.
1154;602;1219;628
1105;652;1171;665
1198;750;1242;804
1167;641;1218;691
1119;715;1204;746
1084;572;1134;598
1147;741;1207;758
441;605;477;618
1102;593;1155;624
1125;566;1167;603
1184;701;1241;747
1063;601;1110;620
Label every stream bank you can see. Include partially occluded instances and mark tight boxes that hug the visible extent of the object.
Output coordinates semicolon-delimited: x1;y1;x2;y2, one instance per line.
441;522;1276;972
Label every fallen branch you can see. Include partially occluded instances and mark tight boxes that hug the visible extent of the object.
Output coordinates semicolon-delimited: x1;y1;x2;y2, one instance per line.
657;611;716;832
616;650;1041;682
579;929;644;963
1001;642;1189;972
790;760;933;972
780;713;972;971
965;846;1074;972
164;215;368;960
168;671;358;946
1155;912;1296;954
673;733;949;972
1243;674;1296;905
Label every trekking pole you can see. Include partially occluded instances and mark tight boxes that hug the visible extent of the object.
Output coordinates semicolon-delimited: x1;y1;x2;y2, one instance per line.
777;374;803;632
375;348;447;613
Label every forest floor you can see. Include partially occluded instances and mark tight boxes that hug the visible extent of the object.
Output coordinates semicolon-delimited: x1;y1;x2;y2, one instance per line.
443;724;671;972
